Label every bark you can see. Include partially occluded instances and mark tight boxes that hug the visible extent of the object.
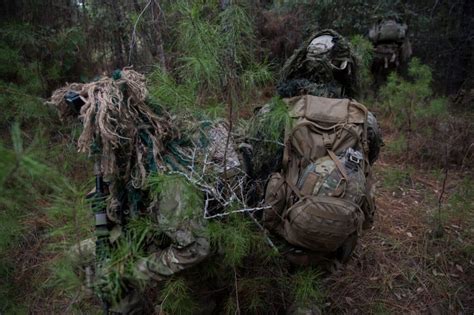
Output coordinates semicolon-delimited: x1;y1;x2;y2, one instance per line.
150;1;167;71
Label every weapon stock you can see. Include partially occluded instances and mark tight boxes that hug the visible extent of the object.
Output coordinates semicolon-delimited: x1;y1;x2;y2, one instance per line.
92;159;111;314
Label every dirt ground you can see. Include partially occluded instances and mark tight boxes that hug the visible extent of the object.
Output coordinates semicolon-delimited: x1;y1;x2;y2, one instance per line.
6;128;473;315
325;157;474;314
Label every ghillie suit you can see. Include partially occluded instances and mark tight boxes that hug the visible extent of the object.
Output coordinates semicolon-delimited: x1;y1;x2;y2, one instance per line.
244;31;357;193
369;16;412;88
50;69;254;313
277;29;359;99
50;68;174;188
247;30;381;194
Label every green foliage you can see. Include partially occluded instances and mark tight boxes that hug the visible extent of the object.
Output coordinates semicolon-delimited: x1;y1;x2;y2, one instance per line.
160;277;198;315
239;276;274;313
148;1;273;116
416;98;448;120
0;123;78;313
47;256;86;295
447;177;474;216
381;166;413;190
385;134;407;155
245;97;290;177
148;68;198;114
0;23;89;126
208;214;256;267
250;97;292;143
350;35;374;97
291;268;325;307
379;58;447;130
0;23;89;94
0;124;62;238
377;59;444;162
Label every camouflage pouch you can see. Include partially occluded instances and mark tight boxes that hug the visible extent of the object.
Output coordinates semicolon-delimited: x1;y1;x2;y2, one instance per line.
282;155;365;252
263;173;287;234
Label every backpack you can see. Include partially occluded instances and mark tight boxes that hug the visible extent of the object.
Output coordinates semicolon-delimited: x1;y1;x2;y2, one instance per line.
369;19;407;43
263;95;374;253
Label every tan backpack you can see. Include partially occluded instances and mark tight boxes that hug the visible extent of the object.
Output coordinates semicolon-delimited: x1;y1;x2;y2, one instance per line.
263;95;374;253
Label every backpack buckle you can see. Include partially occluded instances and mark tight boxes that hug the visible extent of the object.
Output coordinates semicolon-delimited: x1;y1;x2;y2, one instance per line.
349;154;362;165
322;133;332;149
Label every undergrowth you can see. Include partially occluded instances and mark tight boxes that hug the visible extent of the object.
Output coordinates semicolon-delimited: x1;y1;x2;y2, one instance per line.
148;0;272;118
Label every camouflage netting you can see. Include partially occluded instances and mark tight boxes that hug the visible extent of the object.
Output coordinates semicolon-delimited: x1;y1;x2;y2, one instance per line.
277;29;359;98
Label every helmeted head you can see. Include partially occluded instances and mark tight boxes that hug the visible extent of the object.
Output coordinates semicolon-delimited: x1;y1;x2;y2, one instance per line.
277;29;359;99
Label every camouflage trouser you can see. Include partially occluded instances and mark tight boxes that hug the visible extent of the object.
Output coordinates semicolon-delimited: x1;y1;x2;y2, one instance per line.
70;180;210;314
134;179;210;281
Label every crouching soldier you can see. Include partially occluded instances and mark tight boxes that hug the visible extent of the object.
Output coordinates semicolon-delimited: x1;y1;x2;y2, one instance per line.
55;70;243;314
252;29;382;266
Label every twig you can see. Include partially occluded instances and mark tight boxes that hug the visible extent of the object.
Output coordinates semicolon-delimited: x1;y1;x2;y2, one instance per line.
128;0;152;65
436;144;449;237
204;205;271;219
233;267;241;315
248;213;279;252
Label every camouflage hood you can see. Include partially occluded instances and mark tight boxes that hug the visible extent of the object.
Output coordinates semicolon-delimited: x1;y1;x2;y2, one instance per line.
277;29;359;98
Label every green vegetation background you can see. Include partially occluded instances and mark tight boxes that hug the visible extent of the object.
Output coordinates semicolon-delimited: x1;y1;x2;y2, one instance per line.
0;0;472;313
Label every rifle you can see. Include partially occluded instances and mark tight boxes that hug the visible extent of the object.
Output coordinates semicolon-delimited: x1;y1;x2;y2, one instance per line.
65;92;111;313
92;158;111;314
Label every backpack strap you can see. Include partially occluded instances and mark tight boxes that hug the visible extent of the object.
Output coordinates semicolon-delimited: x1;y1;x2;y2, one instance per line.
350;101;370;155
327;147;348;181
282;130;292;173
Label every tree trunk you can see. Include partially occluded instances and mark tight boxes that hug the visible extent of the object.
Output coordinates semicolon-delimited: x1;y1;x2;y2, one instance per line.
150;1;167;71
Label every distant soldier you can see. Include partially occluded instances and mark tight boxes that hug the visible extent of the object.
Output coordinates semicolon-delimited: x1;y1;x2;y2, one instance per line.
369;15;412;87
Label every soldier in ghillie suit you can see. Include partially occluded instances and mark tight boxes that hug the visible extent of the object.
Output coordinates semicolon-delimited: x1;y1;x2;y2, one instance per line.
248;29;382;185
277;29;359;99
240;29;383;315
52;69;248;313
369;15;412;88
248;28;383;263
286;29;383;164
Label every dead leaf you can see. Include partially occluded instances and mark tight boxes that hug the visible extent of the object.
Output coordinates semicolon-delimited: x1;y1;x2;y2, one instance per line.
455;264;464;273
407;232;413;238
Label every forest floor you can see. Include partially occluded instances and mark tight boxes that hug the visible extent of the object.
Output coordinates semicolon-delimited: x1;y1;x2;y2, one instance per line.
6;121;474;315
324;130;474;314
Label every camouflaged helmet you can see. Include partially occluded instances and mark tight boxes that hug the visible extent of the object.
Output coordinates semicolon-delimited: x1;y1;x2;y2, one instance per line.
277;29;360;98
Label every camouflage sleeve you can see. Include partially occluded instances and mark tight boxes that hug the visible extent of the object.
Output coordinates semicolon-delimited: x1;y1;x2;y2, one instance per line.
367;111;383;165
133;179;210;282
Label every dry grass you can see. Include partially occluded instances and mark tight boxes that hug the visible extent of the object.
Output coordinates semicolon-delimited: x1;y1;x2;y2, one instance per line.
324;143;474;314
6;114;473;315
